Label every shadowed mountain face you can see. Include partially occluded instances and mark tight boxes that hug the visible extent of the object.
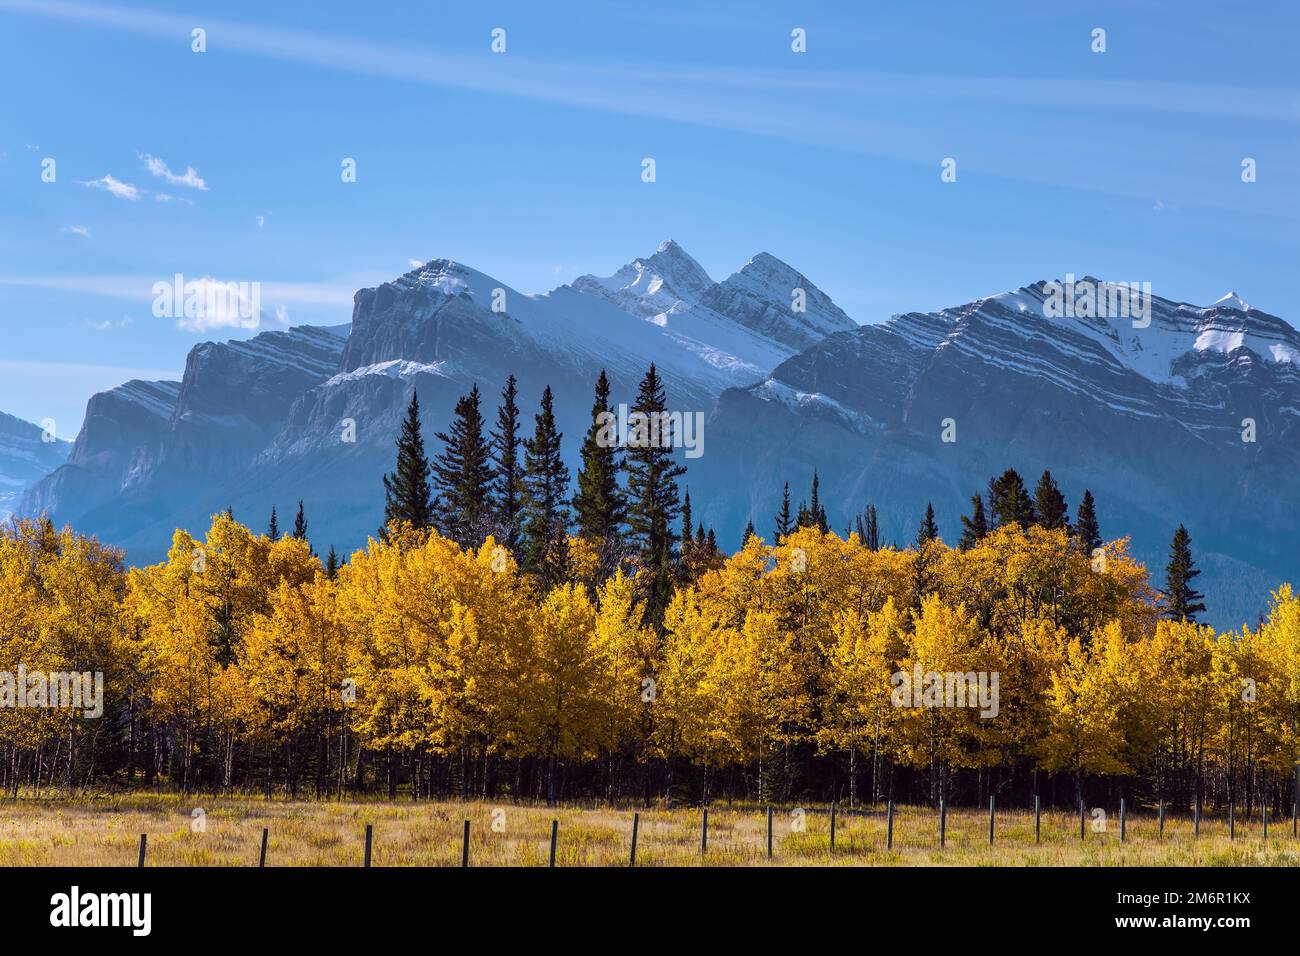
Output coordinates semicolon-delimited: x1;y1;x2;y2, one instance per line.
18;253;1298;630
0;412;70;521
690;280;1300;630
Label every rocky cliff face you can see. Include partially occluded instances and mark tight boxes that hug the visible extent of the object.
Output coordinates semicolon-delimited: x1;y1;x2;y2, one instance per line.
17;254;1296;630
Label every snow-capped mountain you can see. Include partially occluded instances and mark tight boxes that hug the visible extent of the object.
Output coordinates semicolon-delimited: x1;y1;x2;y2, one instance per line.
0;412;70;521
23;241;844;561
18;250;1297;630
692;278;1300;629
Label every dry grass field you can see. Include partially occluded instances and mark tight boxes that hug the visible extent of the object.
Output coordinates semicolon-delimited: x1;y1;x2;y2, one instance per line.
1;795;1298;866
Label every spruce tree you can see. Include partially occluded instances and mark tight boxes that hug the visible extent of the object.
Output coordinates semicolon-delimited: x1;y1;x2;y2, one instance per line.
911;503;939;607
521;386;572;586
916;502;939;545
854;504;880;551
1164;524;1207;622
987;468;1036;529
774;483;794;541
432;384;494;548
325;545;339;580
267;506;280;542
808;471;829;532
489;376;526;553
1034;470;1070;531
742;518;756;546
292;500;308;541
1074;489;1102;555
573;370;626;553
958;494;989;550
382;390;435;538
624;364;686;625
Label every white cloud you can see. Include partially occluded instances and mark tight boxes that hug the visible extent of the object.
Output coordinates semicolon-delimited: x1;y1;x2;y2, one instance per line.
60;225;92;238
139;152;209;190
408;258;424;268
153;192;193;205
80;174;140;201
86;315;133;332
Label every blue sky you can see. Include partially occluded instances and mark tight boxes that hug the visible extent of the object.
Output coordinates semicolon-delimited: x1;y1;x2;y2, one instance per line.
1;0;1296;433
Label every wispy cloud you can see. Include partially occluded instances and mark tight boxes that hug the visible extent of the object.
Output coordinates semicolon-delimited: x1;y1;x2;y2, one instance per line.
60;225;92;238
7;0;1295;219
153;192;193;205
80;173;140;201
139;152;209;191
86;315;132;331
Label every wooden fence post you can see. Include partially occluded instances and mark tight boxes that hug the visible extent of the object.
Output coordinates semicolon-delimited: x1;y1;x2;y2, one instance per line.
363;824;372;867
886;800;894;850
1034;795;1041;844
829;802;836;853
259;827;268;867
939;798;946;848
700;808;708;857
1229;802;1235;841
137;833;147;868
461;819;471;867
1194;798;1200;839
988;796;995;846
629;812;639;867
1079;801;1085;841
1120;798;1126;842
549;819;558;867
1262;805;1268;840
767;806;774;859
1158;800;1164;839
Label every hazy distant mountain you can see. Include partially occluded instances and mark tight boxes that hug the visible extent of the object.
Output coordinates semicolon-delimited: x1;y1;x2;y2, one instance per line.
0;411;70;520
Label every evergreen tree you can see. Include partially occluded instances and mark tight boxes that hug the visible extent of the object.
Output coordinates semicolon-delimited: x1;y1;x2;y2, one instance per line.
489;376;526;553
520;386;572;586
958;494;989;550
267;506;280;542
624;364;686;626
987;468;1036;529
916;502;939;545
572;369;626;554
1164;524;1207;622
742;518;756;546
808;471;829;532
382;390;435;538
292;501;308;541
774;483;794;541
911;504;939;607
325;545;339;580
1074;489;1102;555
1034;470;1070;531
854;504;880;550
431;384;494;548
680;489;694;548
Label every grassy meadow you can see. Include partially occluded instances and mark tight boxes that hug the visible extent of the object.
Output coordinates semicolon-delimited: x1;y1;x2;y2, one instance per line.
0;795;1296;866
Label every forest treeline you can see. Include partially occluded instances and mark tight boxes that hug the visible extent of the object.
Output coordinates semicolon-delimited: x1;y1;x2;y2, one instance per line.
0;364;1293;815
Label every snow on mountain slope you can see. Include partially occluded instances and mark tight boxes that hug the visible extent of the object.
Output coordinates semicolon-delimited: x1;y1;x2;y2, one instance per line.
570;240;858;364
693;277;1300;631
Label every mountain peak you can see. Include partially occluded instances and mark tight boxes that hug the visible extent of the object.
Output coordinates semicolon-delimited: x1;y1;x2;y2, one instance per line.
1214;291;1250;313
